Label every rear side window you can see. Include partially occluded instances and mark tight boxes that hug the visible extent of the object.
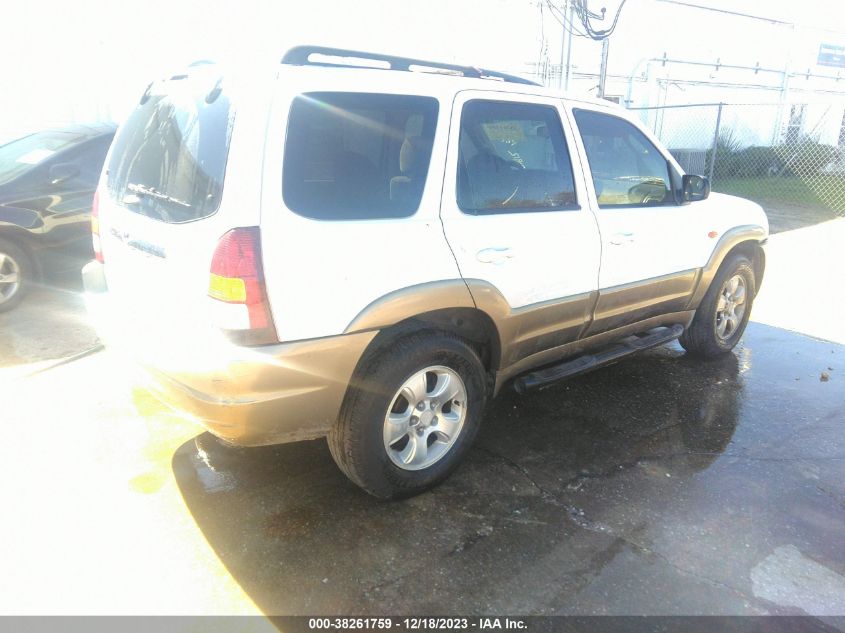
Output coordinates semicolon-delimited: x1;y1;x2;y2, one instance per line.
457;100;577;214
573;109;672;208
283;93;439;220
106;78;234;223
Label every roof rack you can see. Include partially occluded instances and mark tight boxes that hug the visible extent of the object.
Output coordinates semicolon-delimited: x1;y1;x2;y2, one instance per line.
281;45;541;87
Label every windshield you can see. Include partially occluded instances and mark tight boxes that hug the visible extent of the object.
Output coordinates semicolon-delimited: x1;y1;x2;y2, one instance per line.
106;78;234;224
0;131;80;186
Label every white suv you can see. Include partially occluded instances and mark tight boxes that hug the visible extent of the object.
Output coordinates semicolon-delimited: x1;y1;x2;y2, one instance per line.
84;47;768;499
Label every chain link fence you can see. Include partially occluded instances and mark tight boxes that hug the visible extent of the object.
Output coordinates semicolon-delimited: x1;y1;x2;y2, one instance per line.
630;102;845;230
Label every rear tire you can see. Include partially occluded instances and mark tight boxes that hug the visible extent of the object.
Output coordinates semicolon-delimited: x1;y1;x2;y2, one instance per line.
680;254;756;358
328;331;488;499
0;237;33;313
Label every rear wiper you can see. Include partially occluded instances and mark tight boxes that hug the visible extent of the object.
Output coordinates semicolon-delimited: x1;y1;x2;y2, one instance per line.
125;182;192;208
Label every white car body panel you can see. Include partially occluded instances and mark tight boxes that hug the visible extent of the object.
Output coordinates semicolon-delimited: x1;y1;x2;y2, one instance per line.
439;91;602;309
95;68;273;351
259;70;464;342
94;61;768;354
562;101;768;288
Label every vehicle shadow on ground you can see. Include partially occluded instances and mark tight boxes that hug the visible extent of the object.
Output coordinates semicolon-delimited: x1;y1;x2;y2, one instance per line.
172;336;759;615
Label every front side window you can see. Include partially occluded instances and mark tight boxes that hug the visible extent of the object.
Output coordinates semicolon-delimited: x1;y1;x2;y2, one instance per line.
573;109;673;208
283;93;439;220
457;100;577;214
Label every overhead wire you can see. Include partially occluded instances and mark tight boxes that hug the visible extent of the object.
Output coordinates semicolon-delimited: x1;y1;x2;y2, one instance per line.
571;0;627;40
545;0;590;37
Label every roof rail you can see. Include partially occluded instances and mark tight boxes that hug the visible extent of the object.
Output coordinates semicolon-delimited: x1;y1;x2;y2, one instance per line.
281;45;541;87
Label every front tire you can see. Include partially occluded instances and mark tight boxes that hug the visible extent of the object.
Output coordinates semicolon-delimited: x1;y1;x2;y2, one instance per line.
680;254;756;358
0;237;33;313
328;331;488;499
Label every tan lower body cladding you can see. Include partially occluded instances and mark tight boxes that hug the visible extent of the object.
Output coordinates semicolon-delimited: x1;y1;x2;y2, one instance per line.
344;225;766;391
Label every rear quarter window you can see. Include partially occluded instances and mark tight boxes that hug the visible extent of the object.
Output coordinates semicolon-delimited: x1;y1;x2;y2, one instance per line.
106;78;234;223
282;92;439;220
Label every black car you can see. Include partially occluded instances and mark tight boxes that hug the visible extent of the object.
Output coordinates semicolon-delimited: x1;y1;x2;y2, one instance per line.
0;123;115;311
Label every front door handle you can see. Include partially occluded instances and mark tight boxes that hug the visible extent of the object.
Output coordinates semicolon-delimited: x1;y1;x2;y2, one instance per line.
476;247;516;264
609;232;635;246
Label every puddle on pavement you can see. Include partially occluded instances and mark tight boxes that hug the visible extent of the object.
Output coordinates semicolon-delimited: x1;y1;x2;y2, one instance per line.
751;545;845;615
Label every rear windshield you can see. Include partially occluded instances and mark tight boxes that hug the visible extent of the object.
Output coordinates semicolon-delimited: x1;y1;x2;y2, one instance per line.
106;78;234;223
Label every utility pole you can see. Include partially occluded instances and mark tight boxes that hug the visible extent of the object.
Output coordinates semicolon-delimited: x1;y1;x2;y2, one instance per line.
597;37;609;98
554;0;578;92
564;1;575;91
568;0;627;100
559;1;567;89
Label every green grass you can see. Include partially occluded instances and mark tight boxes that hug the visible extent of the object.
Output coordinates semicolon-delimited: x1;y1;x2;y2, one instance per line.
713;175;845;212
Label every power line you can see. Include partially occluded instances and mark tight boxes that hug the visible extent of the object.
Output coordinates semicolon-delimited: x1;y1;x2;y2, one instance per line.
545;0;589;38
572;0;627;40
654;0;794;26
658;0;845;36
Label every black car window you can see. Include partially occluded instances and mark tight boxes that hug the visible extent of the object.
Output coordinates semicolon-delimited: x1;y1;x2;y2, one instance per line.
71;137;113;184
457;100;577;214
283;93;439;220
573;109;673;208
35;136;114;189
0;131;80;186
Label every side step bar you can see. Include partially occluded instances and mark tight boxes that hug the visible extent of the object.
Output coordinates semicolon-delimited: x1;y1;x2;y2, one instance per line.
513;324;685;394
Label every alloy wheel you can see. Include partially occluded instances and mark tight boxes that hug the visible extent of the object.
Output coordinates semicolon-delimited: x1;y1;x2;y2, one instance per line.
715;274;747;340
383;365;468;471
0;252;21;305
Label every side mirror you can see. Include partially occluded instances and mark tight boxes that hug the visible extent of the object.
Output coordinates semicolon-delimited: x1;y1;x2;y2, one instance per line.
48;162;80;186
682;174;710;203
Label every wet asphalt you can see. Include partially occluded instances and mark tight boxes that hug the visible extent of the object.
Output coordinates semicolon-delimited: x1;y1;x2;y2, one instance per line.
171;323;844;615
0;220;843;616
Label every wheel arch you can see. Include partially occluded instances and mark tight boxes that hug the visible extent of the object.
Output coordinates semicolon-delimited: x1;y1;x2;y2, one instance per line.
367;307;502;373
725;239;766;293
687;225;767;308
344;280;504;375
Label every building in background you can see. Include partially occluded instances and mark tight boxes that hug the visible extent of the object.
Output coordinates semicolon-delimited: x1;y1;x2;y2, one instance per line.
528;0;845;215
531;0;845;151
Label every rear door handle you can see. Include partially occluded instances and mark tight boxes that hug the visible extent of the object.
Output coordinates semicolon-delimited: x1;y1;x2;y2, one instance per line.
609;232;635;246
476;247;516;264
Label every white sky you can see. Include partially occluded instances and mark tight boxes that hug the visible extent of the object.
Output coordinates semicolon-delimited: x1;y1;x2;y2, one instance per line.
1;0;844;137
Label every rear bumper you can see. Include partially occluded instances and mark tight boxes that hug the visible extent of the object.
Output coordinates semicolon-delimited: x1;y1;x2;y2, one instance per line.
140;331;377;446
83;261;376;446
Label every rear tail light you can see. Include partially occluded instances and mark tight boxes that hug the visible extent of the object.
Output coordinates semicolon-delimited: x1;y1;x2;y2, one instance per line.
208;227;278;346
91;189;104;263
